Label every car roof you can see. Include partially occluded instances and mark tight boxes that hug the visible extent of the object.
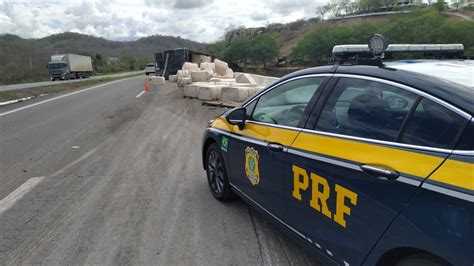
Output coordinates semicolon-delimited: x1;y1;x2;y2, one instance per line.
282;64;474;116
385;60;474;89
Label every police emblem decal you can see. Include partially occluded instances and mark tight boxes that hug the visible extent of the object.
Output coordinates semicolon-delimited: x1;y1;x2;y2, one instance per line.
245;147;260;186
221;136;228;152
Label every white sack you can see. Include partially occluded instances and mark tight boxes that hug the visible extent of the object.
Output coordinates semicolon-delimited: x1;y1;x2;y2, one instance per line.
191;71;212;82
168;75;177;82
220;86;251;102
214;59;229;77
198;85;223;101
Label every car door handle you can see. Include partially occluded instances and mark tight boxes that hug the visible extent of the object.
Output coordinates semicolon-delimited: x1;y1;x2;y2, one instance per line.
267;142;284;152
360;164;399;180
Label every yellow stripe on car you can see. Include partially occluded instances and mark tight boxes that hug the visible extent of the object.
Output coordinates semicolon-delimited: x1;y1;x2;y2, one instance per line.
210;118;472;192
292;132;445;179
429;159;474;191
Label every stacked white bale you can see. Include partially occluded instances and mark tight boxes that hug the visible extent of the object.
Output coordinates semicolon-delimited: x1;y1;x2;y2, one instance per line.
225;68;234;78
191;71;212;82
178;77;192;87
182;62;199;72
248;86;265;97
184;82;202;98
200;62;215;75
176;70;183;79
221;86;251;102
213;82;234;86
214;59;229;77
150;76;165;85
198;84;223;101
235;73;257;84
210;78;235;83
244;73;278;87
169;75;178;82
231;83;258;87
192;54;212;65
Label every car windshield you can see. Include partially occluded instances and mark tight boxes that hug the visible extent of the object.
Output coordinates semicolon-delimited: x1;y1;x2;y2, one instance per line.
0;1;473;265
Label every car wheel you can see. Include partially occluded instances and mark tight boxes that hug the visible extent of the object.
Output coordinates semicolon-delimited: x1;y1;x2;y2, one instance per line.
395;253;449;266
206;143;233;201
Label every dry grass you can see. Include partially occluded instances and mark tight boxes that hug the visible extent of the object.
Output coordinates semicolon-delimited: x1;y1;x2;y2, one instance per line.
0;73;141;103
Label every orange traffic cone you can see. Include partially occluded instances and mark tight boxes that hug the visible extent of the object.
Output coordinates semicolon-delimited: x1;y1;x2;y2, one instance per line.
144;82;150;92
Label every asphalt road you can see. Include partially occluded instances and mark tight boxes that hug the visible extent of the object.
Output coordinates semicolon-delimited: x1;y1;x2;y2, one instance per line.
0;71;144;92
0;77;319;265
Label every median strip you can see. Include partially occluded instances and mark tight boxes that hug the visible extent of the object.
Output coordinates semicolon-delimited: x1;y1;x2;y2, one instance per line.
0;76;140;117
0;73;143;108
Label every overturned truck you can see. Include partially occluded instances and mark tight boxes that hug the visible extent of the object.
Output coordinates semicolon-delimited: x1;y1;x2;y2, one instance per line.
155;48;214;79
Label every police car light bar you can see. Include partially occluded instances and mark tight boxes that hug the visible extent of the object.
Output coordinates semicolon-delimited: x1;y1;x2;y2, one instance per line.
332;44;465;55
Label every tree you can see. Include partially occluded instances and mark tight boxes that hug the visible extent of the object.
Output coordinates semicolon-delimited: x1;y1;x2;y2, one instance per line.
222;38;252;66
248;33;280;68
204;41;226;58
316;5;330;19
433;0;448;12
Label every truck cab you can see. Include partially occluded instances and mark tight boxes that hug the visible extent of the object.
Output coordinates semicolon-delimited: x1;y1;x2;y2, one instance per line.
48;61;69;81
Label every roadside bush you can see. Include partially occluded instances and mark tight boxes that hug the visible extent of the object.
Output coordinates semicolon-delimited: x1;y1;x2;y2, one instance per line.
291;8;474;65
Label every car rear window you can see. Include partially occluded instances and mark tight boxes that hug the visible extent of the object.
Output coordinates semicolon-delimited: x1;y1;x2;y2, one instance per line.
315;78;418;142
455;120;474;151
399;98;467;149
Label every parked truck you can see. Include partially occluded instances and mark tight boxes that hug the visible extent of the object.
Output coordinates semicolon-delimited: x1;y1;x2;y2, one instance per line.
155;48;213;79
48;54;93;81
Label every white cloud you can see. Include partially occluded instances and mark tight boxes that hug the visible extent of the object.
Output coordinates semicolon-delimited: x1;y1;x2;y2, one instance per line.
0;0;324;42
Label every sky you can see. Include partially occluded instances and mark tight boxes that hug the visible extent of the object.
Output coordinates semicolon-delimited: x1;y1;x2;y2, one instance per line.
0;0;327;43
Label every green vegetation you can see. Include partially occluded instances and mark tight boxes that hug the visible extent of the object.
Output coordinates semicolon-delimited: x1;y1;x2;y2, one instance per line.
0;32;203;85
291;9;474;65
86;53;150;73
317;0;465;17
206;33;280;68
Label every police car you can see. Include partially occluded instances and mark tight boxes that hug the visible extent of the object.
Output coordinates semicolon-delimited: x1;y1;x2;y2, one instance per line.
201;35;473;266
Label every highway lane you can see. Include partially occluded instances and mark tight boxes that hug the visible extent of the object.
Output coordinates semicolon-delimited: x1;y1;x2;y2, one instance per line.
0;71;144;92
0;78;319;265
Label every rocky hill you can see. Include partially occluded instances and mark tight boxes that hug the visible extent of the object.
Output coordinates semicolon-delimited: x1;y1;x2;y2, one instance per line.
224;11;473;57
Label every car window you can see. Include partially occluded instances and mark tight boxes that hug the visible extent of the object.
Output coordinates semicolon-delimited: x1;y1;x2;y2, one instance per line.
315;77;418;142
456;120;474;151
245;100;257;120
400;98;467;149
250;77;324;127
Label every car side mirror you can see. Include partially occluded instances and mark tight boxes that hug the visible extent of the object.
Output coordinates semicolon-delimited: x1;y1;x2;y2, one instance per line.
226;107;246;130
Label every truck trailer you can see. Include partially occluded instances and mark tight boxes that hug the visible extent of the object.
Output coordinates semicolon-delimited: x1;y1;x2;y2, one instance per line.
48;54;93;81
155;48;213;79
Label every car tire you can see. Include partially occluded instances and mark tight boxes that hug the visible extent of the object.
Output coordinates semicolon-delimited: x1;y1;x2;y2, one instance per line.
206;143;233;201
395;253;449;266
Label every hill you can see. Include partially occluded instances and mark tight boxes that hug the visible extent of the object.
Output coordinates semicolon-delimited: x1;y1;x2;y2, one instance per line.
0;32;204;84
223;10;472;58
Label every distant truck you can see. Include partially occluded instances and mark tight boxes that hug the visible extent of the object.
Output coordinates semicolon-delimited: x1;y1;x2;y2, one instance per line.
48;54;93;81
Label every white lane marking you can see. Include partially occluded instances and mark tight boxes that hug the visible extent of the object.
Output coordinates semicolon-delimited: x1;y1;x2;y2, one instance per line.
0;96;35;106
0;76;139;117
0;177;45;215
136;90;146;98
